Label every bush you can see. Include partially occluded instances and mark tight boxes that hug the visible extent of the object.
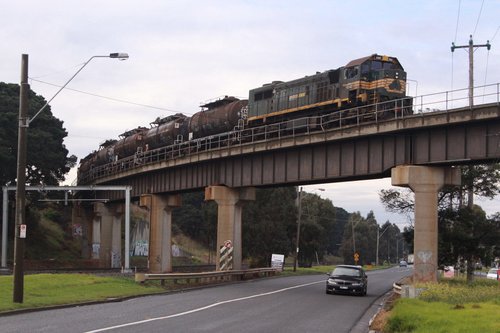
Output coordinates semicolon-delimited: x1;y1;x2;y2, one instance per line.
385;314;417;332
416;278;500;304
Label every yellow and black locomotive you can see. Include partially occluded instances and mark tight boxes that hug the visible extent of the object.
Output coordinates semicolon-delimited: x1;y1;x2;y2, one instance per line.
247;54;409;125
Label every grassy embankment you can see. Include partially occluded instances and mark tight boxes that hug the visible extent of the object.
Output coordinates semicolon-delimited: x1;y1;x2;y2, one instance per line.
381;278;500;333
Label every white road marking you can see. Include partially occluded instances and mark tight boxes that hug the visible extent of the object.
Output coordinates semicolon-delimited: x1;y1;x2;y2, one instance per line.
84;280;324;332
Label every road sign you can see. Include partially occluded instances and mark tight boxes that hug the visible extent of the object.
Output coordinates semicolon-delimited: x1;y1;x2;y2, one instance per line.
19;224;27;239
354;252;359;264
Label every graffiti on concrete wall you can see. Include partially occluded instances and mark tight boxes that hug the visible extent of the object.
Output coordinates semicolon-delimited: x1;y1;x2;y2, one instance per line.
134;240;149;256
130;211;150;256
92;243;100;258
72;223;83;237
111;250;121;268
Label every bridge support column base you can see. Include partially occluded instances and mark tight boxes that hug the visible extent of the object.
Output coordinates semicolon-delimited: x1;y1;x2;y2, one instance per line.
92;203;123;268
205;186;256;271
392;165;460;283
140;194;181;273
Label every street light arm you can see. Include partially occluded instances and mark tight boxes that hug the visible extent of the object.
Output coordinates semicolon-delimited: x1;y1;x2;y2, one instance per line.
28;53;129;125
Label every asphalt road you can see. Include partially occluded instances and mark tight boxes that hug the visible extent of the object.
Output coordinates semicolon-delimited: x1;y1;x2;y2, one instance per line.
1;266;411;333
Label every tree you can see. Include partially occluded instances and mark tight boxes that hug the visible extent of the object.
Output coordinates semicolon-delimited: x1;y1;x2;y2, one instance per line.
379;164;500;282
439;205;500;283
377;220;402;264
0;82;77;187
339;212;379;265
243;187;297;267
296;192;337;266
174;191;217;258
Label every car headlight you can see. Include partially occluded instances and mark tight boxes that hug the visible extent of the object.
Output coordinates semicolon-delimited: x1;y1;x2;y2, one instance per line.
327;279;337;285
351;282;363;286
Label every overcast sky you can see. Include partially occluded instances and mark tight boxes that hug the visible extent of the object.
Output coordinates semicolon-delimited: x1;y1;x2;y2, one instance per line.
2;0;499;226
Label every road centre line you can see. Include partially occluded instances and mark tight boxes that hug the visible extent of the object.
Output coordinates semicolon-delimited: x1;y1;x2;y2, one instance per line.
84;280;324;333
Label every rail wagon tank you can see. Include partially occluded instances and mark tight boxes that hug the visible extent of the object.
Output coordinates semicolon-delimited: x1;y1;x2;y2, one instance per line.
78;152;97;176
144;113;189;150
113;127;149;160
187;96;248;140
94;139;118;166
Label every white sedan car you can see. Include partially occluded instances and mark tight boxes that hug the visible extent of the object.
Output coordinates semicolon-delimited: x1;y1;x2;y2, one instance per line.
486;268;499;280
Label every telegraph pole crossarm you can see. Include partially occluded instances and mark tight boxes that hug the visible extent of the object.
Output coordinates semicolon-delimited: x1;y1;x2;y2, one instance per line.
451;35;491;107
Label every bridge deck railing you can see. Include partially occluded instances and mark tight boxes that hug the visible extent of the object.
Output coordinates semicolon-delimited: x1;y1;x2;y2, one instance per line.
79;83;500;184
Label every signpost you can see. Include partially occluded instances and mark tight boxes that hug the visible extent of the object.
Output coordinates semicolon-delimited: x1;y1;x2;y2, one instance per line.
354;252;360;265
271;254;285;271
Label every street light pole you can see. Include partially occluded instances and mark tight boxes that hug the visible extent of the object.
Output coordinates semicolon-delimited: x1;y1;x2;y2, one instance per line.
350;216;363;261
376;224;390;267
12;52;128;303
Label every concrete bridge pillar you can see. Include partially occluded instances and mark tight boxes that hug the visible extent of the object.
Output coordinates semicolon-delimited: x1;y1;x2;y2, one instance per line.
392;165;460;283
92;203;123;268
72;203;93;260
111;206;124;269
205;186;256;270
140;194;181;273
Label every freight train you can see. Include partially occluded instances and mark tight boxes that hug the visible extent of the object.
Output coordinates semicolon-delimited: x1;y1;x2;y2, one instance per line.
78;54;410;182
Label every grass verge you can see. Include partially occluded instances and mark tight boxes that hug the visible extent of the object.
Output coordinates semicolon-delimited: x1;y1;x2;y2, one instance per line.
385;299;500;333
0;274;165;313
383;278;500;333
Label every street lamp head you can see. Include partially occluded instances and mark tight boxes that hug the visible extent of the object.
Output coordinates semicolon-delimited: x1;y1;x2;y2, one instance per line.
109;52;129;60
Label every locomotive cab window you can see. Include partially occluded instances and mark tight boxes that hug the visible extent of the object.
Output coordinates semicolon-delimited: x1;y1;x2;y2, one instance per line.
328;69;340;84
344;66;359;79
253;89;274;101
371;61;383;71
383;62;395;70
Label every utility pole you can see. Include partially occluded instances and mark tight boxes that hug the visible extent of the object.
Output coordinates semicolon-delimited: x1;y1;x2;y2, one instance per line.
376;224;391;266
293;187;303;272
13;54;29;303
451;35;491;107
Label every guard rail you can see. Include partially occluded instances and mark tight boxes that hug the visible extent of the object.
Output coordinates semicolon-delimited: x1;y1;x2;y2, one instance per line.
135;267;280;284
392;282;402;295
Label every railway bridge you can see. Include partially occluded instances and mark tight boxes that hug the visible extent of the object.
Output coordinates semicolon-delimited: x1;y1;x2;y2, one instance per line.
74;86;500;283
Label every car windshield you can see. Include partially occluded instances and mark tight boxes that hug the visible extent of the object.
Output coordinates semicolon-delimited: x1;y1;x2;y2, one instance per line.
332;267;361;277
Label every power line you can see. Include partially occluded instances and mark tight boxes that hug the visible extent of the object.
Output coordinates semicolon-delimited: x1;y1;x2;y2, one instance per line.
30;62;87;80
482;49;491;100
454;0;461;42
29;77;191;115
472;0;485;38
491;25;500;42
